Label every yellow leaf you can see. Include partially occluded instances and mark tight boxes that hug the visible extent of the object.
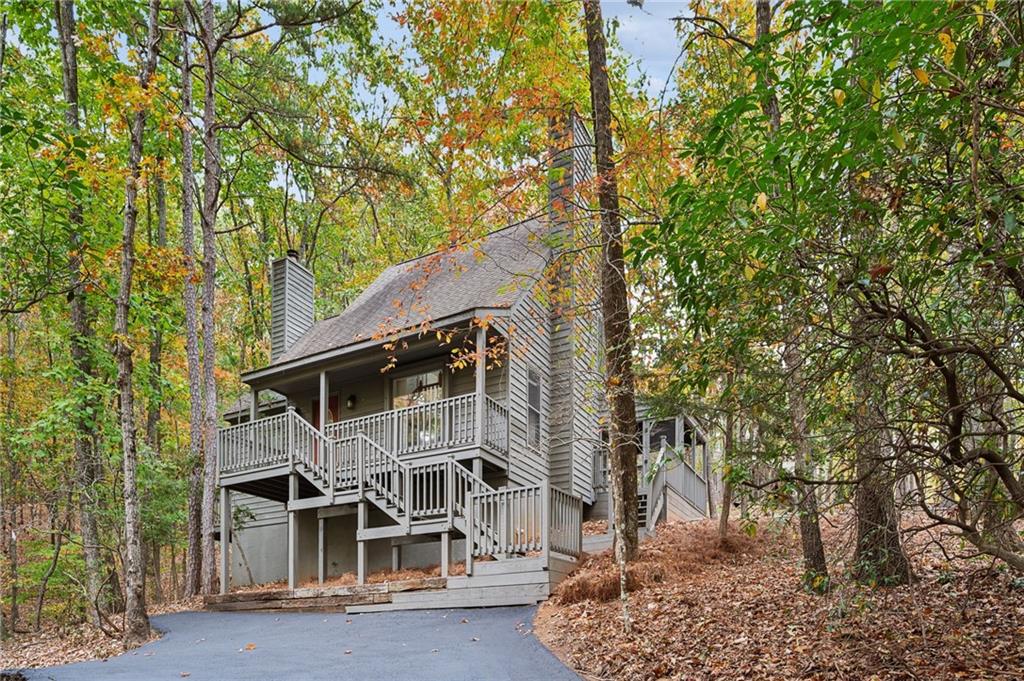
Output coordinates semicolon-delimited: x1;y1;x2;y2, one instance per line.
871;79;882;111
939;33;956;66
756;192;768;211
833;88;846;106
892;128;906;150
939;118;951;130
744;264;756;280
913;68;930;85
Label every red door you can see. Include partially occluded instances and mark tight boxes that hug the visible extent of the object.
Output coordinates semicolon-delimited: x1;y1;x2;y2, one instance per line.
311;395;338;463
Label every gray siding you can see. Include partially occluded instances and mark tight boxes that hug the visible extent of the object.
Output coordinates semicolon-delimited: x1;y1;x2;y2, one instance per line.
270;255;315;361
547;109;601;502
506;283;551;486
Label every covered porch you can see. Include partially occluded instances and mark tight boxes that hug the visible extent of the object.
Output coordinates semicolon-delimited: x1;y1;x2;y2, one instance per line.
223;321;511;486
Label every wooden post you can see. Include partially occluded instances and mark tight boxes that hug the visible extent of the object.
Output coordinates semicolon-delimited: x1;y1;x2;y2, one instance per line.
440;531;450;578
391;544;401;572
475;326;486;447
465;496;474;576
249;388;259;423
541;479;551;568
288;474;298;589
219;487;231;595
287;405;295;471
473;457;483;480
318;517;326;585
357;501;367;585
318;371;328;431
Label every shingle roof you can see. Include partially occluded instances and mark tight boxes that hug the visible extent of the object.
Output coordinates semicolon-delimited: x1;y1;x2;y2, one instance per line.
270;218;551;367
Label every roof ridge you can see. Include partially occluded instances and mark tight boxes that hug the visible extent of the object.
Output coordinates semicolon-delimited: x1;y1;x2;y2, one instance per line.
387;214;545;269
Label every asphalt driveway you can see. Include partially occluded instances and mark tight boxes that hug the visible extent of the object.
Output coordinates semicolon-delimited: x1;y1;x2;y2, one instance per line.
17;606;579;681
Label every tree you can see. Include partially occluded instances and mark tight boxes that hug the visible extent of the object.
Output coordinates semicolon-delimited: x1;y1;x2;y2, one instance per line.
582;0;640;567
113;0;161;646
53;0;105;624
179;5;204;599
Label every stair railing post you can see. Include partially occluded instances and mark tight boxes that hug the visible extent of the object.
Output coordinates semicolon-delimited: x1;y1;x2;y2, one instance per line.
541;479;551;567
446;458;454;528
328;437;335;505
287;406;295;472
402;458;411;529
357;437;365;501
465;492;475;576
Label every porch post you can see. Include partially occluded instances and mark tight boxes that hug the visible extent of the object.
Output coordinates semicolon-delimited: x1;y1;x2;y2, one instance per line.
318;371;328;431
391;544;401;572
440;531;450;578
249;388;259;422
288;474;298;589
318;517;326;585
219;487;231;594
475;326;486;448
356;501;367;585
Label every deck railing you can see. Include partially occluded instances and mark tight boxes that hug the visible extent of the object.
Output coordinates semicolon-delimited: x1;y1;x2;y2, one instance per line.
549;485;584;558
465;481;582;573
325;393;508;458
218;412;290;474
483;396;509;453
219;407;583;569
679;459;708;514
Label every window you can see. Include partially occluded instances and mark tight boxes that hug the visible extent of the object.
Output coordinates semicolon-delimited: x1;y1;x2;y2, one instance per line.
391;369;443;409
527;368;542;450
649;419;676;453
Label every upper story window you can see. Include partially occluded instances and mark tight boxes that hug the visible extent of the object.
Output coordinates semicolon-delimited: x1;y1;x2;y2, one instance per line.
527;368;542;450
392;369;443;409
649;419;676;453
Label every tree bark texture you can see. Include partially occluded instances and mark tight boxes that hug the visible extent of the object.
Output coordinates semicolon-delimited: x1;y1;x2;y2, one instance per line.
54;0;103;625
114;0;160;647
582;0;640;564
198;0;222;596
179;8;205;599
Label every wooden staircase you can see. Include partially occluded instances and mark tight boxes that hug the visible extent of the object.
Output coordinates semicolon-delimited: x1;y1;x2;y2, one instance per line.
220;409;584;609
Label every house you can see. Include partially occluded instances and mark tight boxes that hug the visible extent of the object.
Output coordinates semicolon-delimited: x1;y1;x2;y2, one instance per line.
213;113;710;612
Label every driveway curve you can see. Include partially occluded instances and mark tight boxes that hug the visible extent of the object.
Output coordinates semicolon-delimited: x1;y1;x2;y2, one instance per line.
18;606;578;681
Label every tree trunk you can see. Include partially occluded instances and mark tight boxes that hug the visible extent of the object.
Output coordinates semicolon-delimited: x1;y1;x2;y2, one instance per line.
582;0;640;566
150;542;163;604
54;0;104;626
2;319;17;635
198;0;222;596
753;0;828;590
179;8;205;599
851;332;910;585
784;338;829;591
718;397;735;542
114;0;160;647
169;543;179;600
33;503;64;631
1;13;8;86
145;168;167;455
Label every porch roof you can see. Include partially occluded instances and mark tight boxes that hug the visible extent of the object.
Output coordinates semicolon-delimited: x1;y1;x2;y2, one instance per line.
242;218;550;383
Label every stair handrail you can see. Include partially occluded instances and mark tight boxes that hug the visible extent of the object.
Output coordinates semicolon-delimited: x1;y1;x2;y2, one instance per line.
355;433;408;517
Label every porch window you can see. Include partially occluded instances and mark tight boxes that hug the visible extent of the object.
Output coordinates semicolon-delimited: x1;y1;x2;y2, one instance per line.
649;419;676;453
391;369;443;409
392;368;444;450
527;368;542;450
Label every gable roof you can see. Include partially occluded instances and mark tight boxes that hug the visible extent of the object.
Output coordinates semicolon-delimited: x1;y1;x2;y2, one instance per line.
265;218;551;370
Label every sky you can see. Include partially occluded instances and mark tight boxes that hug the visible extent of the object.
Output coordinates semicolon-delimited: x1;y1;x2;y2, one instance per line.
371;1;690;97
601;1;689;96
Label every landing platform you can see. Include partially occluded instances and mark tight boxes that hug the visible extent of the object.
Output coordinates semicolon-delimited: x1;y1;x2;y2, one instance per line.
205;556;578;614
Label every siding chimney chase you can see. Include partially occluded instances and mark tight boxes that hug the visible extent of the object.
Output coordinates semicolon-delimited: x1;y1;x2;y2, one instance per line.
270;250;314;361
